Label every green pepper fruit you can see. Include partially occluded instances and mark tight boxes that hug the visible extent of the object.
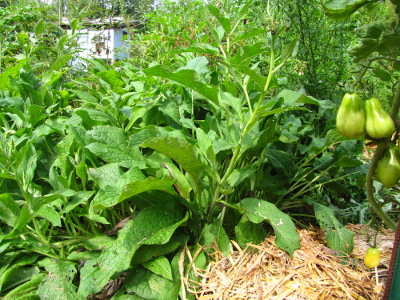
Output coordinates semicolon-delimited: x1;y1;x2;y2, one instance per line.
336;93;366;138
364;247;380;269
365;98;395;139
376;144;400;188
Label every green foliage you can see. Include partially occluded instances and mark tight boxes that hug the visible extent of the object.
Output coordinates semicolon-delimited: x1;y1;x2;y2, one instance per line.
322;0;400;231
0;2;79;76
278;0;356;100
312;201;354;255
0;0;373;298
238;198;300;256
43;0;155;20
322;0;400;110
322;0;376;19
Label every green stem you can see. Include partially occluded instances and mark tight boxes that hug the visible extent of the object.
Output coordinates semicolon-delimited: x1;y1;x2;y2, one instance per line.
284;163;338;204
254;36;276;114
207;34;277;221
289;170;362;203
220;146;241;185
0;38;3;75
52;236;94;248
32;218;53;248
365;82;400;231
355;57;400;91
238;77;253;114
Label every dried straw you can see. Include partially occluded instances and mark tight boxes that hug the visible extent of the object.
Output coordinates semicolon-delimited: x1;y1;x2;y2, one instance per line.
190;228;386;300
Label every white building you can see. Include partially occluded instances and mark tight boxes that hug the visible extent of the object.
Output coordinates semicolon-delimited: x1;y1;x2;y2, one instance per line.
62;17;139;63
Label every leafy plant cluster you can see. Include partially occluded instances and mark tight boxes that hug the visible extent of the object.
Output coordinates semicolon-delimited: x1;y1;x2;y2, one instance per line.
271;0;356;100
324;0;400;110
322;0;400;231
0;0;383;299
0;2;81;79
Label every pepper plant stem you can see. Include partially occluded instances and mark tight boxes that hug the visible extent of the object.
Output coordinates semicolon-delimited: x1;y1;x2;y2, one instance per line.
365;82;400;231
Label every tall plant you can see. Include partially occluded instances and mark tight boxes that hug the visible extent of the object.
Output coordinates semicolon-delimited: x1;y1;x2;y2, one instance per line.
0;0;369;298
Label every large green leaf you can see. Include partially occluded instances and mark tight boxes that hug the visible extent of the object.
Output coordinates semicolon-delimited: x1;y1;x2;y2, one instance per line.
218;91;243;119
142;136;206;185
231;42;269;65
322;0;376;19
0;61;26;91
36;204;61;227
124;254;181;300
325;129;355;146
199;221;230;256
1;266;40;294
34;19;46;36
85;125;146;169
4;205;32;238
227;167;257;188
78;206;187;298
51;54;73;71
118;176;177;203
97;70;125;92
349;26;400;62
252;106;309;131
61;191;95;214
16;143;37;190
196;128;216;166
142;256;173;281
313;202;354;255
143;66;219;105
264;149;297;176
239;198;300;256
175;43;219;55
74;108;119;127
208;5;231;34
235;214;267;248
275;89;334;110
89;176;176;221
3;273;45;299
0;194;21;227
0;253;40;293
179;56;210;75
71;90;99;103
37;259;77;300
88;163;145;190
233;28;265;43
132;233;186;264
236;65;267;90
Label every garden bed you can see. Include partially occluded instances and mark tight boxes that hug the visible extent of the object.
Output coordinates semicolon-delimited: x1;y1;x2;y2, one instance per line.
189;225;394;299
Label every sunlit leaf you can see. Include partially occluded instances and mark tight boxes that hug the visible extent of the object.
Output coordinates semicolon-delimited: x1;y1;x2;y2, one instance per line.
144;66;219;105
142;136;206;184
322;0;375;19
239;198;300;256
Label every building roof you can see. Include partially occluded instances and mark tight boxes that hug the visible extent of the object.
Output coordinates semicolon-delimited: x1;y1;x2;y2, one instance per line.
61;17;140;29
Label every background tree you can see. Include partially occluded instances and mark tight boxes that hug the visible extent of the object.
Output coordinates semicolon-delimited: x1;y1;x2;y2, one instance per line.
40;0;156;19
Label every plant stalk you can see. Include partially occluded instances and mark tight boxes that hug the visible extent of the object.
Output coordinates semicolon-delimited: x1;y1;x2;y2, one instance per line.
207;32;277;222
365;82;400;231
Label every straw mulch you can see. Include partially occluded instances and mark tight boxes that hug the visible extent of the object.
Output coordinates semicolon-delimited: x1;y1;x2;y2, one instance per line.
188;226;392;300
